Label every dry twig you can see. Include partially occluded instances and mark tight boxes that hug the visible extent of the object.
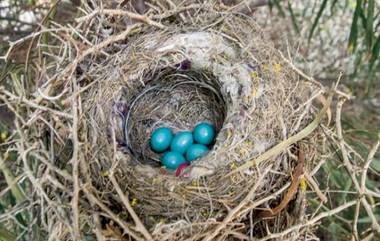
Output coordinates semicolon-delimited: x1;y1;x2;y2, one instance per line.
203;167;272;241
108;126;153;241
83;187;143;241
70;71;81;240
76;9;165;29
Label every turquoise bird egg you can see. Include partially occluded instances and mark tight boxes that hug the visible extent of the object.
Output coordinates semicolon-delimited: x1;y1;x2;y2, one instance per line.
170;131;193;154
161;151;187;170
150;127;173;153
193;122;215;145
186;144;209;162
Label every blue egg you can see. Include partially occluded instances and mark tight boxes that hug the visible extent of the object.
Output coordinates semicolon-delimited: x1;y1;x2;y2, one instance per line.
161;151;187;170
150;127;173;153
186;144;209;162
170;131;193;154
193;122;215;145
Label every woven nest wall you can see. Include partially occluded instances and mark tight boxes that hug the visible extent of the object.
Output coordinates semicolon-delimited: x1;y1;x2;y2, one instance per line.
2;1;332;240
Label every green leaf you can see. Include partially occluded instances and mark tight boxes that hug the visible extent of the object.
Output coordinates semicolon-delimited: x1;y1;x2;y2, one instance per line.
359;5;367;27
365;0;375;51
366;178;380;190
328;222;339;241
0;156;26;204
348;0;363;52
308;0;328;41
27;0;36;6
0;202;4;214
288;2;300;34
268;0;274;11
327;222;351;241
272;0;286;17
340;177;353;205
375;14;380;32
344;129;379;140
323;160;349;190
358;210;380;223
41;2;58;48
331;168;351;189
330;0;339;13
0;62;13;84
371;158;380;172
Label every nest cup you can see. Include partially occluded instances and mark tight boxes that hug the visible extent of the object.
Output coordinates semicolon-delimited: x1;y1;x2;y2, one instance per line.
124;69;227;166
12;3;328;240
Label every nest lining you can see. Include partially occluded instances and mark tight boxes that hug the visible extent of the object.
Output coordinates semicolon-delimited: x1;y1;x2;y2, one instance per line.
125;69;227;166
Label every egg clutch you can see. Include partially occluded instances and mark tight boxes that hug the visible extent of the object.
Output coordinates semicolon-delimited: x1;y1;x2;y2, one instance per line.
150;122;216;171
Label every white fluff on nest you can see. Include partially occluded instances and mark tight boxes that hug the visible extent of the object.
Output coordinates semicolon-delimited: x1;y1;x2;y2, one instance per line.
155;32;253;99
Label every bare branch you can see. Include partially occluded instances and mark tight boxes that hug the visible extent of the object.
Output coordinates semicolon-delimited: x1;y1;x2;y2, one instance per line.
336;99;380;233
76;9;165;29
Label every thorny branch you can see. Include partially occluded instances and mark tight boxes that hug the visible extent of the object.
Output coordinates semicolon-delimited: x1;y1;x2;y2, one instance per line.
336;98;380;234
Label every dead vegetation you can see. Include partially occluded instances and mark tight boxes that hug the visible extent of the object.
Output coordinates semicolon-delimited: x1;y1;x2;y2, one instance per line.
0;1;379;240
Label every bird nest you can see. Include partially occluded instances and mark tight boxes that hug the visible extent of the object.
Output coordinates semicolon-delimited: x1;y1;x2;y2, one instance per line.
1;1;334;240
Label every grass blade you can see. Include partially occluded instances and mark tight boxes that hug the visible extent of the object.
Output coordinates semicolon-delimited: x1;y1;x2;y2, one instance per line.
330;0;339;13
288;2;300;34
366;33;380;94
348;0;363;52
365;0;375;52
272;0;286;17
375;12;380;32
0;156;26;204
308;0;328;41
